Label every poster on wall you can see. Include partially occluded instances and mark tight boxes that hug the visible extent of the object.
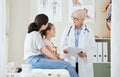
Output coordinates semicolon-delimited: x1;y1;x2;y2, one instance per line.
68;0;94;22
102;0;111;37
38;0;62;22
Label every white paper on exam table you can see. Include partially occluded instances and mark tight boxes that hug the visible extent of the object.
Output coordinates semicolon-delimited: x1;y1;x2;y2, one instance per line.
67;47;83;57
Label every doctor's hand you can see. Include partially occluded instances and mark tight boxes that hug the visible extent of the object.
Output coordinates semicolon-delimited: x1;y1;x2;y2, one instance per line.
78;52;87;58
63;49;69;54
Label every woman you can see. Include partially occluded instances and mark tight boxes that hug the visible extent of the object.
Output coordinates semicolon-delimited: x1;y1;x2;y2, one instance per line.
60;9;96;77
24;14;79;77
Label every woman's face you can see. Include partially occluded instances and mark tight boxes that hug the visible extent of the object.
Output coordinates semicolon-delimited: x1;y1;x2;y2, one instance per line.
41;22;48;30
72;17;84;27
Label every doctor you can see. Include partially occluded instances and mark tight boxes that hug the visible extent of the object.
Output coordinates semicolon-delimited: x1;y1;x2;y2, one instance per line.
60;9;96;77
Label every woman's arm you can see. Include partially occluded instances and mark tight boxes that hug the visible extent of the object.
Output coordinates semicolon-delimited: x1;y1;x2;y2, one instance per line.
41;45;58;60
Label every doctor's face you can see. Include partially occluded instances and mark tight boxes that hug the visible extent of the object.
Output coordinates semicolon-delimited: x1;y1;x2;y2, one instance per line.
72;17;84;27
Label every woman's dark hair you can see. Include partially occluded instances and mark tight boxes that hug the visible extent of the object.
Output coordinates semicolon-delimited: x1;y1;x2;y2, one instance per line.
41;23;54;37
28;14;49;33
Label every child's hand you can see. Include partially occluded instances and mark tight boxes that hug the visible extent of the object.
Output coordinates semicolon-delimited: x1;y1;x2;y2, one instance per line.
54;54;60;58
59;58;64;61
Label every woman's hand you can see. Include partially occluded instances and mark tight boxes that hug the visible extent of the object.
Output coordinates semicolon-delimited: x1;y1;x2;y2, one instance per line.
63;49;69;54
78;51;87;58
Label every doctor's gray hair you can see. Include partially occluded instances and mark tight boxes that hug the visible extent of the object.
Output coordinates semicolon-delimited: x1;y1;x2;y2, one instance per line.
71;9;87;20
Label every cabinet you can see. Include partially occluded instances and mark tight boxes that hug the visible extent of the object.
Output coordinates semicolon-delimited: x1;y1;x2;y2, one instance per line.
93;63;110;77
93;38;111;77
94;38;111;62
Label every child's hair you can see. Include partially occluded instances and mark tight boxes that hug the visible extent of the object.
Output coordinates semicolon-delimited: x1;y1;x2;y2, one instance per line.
41;23;54;37
28;14;49;33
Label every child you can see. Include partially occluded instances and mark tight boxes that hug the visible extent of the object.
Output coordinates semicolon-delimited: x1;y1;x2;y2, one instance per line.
42;23;64;60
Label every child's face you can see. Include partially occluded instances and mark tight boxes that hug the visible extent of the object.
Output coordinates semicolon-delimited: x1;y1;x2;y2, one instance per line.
49;26;56;37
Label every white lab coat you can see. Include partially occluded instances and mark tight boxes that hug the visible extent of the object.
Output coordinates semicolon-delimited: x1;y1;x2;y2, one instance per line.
60;24;96;77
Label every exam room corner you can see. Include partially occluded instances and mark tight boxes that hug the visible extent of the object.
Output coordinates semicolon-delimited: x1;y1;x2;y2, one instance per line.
1;0;120;77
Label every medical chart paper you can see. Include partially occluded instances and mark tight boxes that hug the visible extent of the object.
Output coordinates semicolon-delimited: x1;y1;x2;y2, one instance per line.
67;47;83;57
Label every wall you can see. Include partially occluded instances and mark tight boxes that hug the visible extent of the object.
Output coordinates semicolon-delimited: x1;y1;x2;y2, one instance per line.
7;0;109;66
111;0;120;77
0;0;7;76
8;0;30;66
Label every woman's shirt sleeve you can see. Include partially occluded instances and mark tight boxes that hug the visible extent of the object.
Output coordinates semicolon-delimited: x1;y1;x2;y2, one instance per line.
34;32;44;51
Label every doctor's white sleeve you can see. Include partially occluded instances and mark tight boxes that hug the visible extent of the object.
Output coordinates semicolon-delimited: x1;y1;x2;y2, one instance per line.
60;27;70;59
60;28;69;51
84;29;96;62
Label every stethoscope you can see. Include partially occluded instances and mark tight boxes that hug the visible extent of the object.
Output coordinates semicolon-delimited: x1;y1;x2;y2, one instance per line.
67;25;89;36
